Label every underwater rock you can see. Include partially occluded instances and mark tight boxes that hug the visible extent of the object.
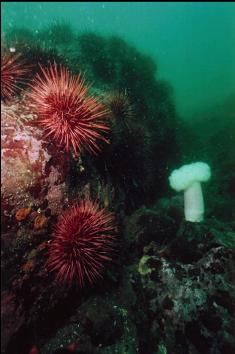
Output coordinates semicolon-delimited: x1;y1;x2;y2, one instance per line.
120;204;235;353
137;232;235;353
153;196;184;227
169;219;235;263
123;206;177;263
78;298;124;347
40;293;138;354
1;99;69;234
1;291;25;354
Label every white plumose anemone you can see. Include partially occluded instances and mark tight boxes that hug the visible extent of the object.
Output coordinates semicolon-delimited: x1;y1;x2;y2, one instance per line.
169;162;211;222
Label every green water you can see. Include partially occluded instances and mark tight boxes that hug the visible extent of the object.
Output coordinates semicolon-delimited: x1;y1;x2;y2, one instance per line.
2;1;235;121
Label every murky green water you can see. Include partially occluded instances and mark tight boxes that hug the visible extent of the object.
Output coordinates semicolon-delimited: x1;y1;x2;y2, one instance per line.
2;2;235;120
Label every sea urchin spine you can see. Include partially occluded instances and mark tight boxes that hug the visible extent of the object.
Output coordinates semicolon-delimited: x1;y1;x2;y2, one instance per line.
1;51;28;102
46;199;116;288
106;89;134;128
28;63;110;155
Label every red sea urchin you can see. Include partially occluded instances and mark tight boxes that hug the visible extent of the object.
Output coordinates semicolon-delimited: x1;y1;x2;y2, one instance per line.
28;63;110;155
46;200;116;288
106;89;134;126
1;52;28;102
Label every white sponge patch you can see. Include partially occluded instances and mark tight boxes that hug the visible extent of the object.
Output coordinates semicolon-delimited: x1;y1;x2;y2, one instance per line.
169;162;211;192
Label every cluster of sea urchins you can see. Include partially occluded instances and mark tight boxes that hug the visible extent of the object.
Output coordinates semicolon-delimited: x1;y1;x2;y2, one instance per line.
46;199;116;288
1;49;117;288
